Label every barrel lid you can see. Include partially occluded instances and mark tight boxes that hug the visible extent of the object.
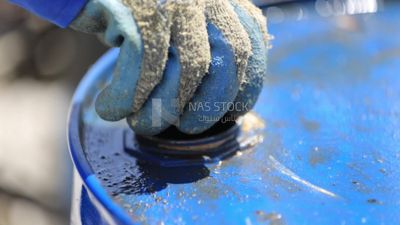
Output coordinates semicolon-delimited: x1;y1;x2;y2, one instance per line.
68;2;400;224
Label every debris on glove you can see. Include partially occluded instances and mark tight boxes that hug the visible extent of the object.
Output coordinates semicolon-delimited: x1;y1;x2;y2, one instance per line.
71;0;271;135
122;0;269;113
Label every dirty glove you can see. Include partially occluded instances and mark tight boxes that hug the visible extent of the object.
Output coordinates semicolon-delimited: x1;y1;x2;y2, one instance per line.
71;0;270;135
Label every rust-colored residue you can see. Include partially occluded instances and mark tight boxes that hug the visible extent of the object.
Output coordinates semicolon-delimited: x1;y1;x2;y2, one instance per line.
255;210;286;225
158;138;228;152
241;112;266;133
300;117;320;133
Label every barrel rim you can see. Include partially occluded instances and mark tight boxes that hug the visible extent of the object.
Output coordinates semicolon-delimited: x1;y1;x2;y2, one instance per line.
67;48;135;225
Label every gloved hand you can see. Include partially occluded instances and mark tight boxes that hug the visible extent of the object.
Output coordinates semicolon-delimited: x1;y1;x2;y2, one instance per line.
71;0;270;135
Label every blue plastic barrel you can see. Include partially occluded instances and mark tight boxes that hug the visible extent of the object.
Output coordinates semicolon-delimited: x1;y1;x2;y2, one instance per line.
68;1;400;224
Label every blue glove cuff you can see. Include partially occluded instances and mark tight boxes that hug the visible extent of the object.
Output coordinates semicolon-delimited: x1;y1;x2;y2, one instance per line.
9;0;88;28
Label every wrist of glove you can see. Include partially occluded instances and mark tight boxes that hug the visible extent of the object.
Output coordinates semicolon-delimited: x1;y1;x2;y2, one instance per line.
71;0;270;135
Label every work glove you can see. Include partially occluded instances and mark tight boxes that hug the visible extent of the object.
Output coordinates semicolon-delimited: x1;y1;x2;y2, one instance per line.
71;0;270;135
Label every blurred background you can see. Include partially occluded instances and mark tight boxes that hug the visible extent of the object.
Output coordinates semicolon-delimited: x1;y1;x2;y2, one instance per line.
0;0;106;224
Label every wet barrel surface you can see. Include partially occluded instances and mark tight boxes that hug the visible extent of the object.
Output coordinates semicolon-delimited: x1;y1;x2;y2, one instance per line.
72;2;400;225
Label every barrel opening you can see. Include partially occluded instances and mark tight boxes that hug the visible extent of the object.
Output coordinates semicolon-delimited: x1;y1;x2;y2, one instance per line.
124;119;241;167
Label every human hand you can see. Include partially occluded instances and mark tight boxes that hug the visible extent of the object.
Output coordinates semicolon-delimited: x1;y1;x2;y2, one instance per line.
71;0;270;135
